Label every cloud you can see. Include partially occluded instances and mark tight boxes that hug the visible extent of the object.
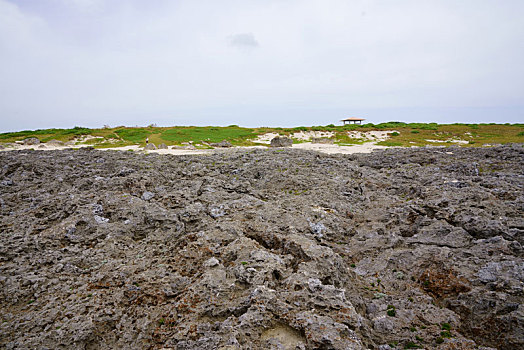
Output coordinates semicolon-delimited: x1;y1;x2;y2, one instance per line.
228;33;259;49
0;0;523;131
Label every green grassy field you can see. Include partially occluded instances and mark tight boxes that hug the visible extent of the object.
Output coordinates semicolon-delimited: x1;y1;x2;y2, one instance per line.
1;123;522;148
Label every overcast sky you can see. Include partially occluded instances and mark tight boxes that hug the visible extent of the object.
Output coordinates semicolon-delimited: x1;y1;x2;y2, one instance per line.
1;0;523;131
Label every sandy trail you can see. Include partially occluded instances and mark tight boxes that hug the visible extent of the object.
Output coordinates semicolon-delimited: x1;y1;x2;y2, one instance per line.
1;142;389;155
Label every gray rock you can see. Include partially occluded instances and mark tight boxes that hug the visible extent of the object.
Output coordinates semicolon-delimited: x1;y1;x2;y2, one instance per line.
211;140;233;148
309;221;326;240
378;346;393;350
0;145;522;349
373;317;394;333
22;137;40;145
94;215;109;224
144;143;157;150
158;143;168;149
1;178;13;186
204;257;220;267
270;136;293;147
141;191;155;201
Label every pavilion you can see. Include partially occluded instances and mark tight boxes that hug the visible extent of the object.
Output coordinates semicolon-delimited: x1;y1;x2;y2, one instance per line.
341;117;365;125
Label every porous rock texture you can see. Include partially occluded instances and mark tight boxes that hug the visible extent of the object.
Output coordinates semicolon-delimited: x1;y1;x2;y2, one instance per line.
0;145;523;350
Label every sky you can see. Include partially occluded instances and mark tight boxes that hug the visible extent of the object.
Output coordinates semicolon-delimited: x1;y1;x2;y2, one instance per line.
1;0;523;132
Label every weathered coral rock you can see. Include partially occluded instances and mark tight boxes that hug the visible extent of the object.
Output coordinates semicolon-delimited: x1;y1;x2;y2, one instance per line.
0;145;522;349
270;136;293;147
211;140;233;148
22;137;40;145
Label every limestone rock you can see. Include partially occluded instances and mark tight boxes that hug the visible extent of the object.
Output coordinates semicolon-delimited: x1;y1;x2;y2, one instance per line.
211;140;233;148
141;191;155;201
0;145;522;349
270;136;293;147
22;137;40;145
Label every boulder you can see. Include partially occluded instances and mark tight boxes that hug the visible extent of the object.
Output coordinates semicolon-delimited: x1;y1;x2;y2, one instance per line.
270;136;293;147
211;140;233;148
144;143;157;150
158;143;168;149
22;137;40;145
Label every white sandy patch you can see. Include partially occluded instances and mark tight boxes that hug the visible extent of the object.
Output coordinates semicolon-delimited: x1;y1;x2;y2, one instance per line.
1;143;92;151
254;130;396;143
143;143;388;155
291;142;388;154
425;139;469;144
253;133;280;144
346;130;396;141
1;142;389;155
292;131;335;141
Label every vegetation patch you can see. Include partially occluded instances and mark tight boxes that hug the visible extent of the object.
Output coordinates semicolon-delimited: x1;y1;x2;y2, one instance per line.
387;305;396;317
114;128;150;143
404;341;423;349
161;126;256;145
0;126;94;142
1;123;523;148
377;141;403;147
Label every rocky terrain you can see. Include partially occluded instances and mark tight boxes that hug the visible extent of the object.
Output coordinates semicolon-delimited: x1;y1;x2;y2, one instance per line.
0;145;523;349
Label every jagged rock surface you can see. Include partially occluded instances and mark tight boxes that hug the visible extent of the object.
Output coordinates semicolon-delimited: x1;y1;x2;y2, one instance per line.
0;146;522;350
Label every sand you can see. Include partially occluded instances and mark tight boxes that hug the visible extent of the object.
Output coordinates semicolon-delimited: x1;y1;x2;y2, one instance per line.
0;142;390;155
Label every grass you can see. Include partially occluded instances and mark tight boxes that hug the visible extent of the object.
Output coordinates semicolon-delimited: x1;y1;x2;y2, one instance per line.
1;123;522;148
387;305;396;317
441;323;451;330
440;331;452;338
404;342;422;349
377;141;403;147
0;126;95;143
161;126;257;145
114;128;150;143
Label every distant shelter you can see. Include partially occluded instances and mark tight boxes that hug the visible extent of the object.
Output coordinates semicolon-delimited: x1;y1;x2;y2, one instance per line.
341;117;365;125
